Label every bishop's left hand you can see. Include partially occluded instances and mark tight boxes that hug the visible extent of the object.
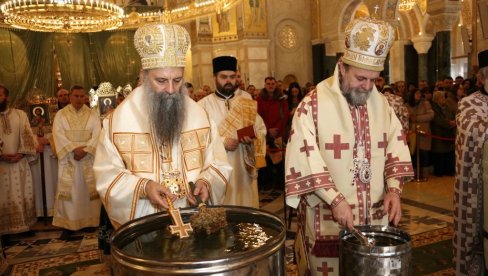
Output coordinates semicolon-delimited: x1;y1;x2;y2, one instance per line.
383;192;402;226
187;180;209;206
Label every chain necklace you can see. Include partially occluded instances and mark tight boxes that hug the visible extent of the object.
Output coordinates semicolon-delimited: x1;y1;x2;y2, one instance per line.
159;141;186;199
352;106;372;184
215;89;234;110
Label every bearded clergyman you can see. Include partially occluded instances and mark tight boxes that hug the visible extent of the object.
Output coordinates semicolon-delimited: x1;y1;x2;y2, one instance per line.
284;17;413;275
0;84;38;237
198;56;266;208
93;23;232;229
453;49;488;275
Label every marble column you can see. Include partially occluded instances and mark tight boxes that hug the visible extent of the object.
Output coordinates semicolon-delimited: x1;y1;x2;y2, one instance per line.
412;34;434;84
434;31;451;80
418;54;428;83
323;37;343;82
312;43;325;85
389;39;409;83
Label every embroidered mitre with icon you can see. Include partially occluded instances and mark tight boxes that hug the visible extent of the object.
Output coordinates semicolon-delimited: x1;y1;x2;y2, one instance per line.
134;23;191;70
342;17;395;72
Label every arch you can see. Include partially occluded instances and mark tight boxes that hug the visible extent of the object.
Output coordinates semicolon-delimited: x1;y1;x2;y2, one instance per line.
282;74;298;90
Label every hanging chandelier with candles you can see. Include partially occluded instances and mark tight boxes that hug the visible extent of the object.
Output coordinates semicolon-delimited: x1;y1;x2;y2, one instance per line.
0;0;242;33
398;0;416;12
0;0;125;32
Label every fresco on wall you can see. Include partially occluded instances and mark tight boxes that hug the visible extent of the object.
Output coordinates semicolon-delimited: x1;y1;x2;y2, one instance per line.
244;0;267;33
212;8;237;37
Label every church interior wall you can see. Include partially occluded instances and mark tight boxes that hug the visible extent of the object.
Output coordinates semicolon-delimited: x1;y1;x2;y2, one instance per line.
265;0;313;87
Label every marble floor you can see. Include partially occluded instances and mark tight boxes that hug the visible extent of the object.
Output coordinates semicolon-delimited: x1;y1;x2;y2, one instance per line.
2;175;455;275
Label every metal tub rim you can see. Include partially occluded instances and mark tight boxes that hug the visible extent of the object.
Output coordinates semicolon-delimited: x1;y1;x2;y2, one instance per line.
110;205;286;275
340;225;411;254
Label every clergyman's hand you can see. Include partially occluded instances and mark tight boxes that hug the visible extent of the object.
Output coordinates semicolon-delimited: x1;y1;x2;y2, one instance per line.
145;180;175;209
332;200;354;230
188;180;210;206
73;146;87;161
224;138;239;151
239;136;253;144
383;192;402;226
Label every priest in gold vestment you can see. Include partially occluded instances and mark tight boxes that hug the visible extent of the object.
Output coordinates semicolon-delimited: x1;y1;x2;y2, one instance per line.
94;23;231;228
285;18;413;275
0;85;38;236
199;56;266;208
52;86;102;230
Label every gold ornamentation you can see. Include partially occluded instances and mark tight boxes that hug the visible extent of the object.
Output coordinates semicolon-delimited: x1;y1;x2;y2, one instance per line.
134;23;191;70
159;143;186;199
0;0;244;33
343;17;394;72
113;133;154;173
398;0;416;12
278;25;298;50
0;0;124;33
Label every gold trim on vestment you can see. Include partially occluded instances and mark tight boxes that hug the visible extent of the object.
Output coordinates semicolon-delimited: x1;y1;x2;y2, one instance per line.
105;172;125;211
130;178;146;220
209;164;229;188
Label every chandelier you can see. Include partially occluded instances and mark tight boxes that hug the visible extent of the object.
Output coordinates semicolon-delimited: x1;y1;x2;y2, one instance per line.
0;0;125;33
0;0;242;32
123;0;242;27
398;0;416;12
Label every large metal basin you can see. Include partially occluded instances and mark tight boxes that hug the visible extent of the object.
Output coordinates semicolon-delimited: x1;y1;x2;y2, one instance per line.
111;206;285;275
340;225;411;276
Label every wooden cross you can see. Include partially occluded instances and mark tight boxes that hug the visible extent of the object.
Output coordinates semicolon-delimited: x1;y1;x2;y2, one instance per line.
377;132;388;155
166;195;193;238
325;134;349;159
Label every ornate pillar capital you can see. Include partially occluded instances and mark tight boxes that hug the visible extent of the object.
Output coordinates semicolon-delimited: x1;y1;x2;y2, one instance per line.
411;34;435;54
427;0;462;32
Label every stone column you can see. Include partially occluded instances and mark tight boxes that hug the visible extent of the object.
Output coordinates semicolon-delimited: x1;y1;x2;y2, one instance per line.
312;41;325;85
389;39;409;83
324;36;344;81
411;34;434;83
427;0;462;80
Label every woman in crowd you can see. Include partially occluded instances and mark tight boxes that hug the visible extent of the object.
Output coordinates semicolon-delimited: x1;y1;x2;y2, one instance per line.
407;88;434;177
430;91;456;176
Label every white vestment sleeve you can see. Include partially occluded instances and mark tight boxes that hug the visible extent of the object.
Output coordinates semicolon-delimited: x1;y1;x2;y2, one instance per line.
197;117;232;205
94;119;155;227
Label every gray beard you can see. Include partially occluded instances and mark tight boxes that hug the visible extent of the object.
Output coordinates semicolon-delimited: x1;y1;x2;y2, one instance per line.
144;83;186;145
340;80;372;106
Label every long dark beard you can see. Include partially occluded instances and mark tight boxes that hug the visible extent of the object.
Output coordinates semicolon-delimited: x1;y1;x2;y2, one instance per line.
0;99;7;112
340;76;372;106
144;84;186;145
216;81;236;96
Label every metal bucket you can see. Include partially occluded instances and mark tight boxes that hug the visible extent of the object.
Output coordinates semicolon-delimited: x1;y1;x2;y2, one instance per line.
111;206;285;275
339;225;411;276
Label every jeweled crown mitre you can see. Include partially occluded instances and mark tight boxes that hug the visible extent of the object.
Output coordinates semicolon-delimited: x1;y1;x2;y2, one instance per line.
343;17;395;72
134;23;190;70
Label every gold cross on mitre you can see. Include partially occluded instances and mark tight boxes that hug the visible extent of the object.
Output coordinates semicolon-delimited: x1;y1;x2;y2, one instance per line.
372;5;380;18
166;195;193;238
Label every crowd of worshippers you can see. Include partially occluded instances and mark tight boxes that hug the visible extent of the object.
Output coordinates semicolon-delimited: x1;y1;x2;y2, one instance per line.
373;74;481;179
